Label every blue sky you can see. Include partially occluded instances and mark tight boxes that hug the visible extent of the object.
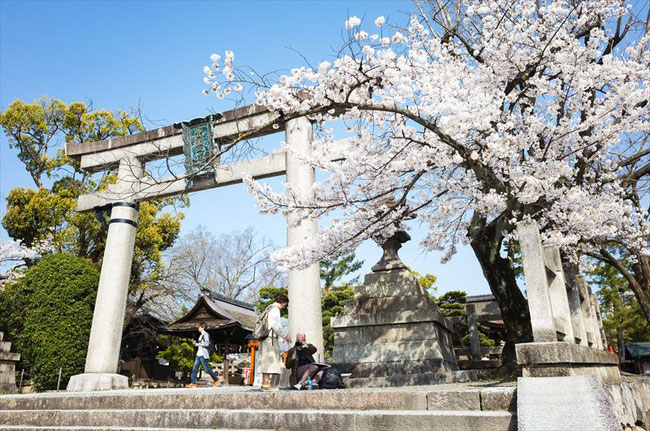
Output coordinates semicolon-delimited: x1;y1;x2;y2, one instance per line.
0;0;491;295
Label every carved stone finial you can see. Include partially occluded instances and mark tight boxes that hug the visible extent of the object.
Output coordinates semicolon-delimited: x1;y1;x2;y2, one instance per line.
371;231;411;272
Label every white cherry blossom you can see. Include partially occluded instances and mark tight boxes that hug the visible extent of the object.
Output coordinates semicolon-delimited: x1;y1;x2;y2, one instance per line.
203;0;649;276
345;16;362;29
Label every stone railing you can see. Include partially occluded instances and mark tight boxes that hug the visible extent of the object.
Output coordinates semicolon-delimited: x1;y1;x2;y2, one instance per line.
515;220;620;382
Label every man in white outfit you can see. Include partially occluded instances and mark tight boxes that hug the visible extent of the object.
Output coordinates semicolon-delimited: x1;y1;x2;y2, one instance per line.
259;294;291;390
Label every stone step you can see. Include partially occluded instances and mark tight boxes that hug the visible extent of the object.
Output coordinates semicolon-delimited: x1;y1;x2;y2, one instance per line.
0;342;11;353
458;359;501;370
0;408;516;431
0;352;20;362
345;371;476;388
0;386;515;412
0;427;268;431
336;358;447;378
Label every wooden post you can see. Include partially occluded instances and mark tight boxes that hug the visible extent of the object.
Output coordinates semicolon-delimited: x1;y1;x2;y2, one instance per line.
223;340;230;386
248;340;258;385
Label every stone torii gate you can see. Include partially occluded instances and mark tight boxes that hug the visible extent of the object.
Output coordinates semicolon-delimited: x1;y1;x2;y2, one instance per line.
65;104;331;391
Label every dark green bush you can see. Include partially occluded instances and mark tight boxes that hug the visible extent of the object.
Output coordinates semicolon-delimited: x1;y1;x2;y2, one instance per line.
2;253;98;390
157;335;224;379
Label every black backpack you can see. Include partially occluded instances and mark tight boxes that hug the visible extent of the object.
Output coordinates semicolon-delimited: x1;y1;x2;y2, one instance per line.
319;367;346;389
195;333;216;357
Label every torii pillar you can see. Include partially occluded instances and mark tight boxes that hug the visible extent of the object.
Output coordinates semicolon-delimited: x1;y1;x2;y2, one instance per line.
67;157;142;391
285;117;324;360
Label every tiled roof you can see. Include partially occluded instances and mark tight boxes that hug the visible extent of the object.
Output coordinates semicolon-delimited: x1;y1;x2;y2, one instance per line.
626;342;650;358
165;293;258;332
466;294;496;303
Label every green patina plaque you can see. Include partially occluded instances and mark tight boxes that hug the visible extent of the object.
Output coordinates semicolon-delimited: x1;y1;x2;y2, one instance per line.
179;115;218;187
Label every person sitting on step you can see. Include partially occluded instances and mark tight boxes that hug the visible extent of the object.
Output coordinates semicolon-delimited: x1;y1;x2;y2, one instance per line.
286;332;326;390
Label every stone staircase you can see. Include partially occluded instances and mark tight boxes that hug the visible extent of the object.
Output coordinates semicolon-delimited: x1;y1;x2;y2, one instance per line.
0;384;516;431
0;332;20;394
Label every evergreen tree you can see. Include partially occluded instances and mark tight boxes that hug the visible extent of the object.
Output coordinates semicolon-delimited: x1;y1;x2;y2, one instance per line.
590;259;650;351
320;253;363;291
435;290;495;348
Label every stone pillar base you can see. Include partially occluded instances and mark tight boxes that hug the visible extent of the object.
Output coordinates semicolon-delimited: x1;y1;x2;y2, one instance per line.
516;342;620;383
66;373;128;392
0;383;17;394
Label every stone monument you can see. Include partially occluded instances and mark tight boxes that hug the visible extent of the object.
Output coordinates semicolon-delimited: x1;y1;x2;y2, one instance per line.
0;331;20;393
331;231;470;388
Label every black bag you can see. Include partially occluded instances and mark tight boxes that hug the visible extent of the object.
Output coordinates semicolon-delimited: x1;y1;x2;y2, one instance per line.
319;367;346;389
195;333;216;357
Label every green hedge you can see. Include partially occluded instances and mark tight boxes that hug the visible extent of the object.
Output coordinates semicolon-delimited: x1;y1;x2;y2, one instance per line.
1;253;98;390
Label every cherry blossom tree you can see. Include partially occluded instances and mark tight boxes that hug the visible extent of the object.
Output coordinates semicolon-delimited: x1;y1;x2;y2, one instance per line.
203;0;649;366
0;238;41;283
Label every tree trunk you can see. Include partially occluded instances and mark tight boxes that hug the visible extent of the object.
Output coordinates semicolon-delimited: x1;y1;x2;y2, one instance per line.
468;212;532;372
630;253;650;325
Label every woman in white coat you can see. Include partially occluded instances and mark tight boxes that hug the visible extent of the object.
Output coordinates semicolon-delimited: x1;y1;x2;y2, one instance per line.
259;294;291;390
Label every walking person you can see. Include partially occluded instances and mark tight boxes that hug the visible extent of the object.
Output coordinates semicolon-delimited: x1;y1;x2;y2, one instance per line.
285;332;327;390
258;294;291;390
186;322;222;388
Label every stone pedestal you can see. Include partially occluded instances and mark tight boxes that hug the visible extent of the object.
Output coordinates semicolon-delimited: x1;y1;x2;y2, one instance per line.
516;342;621;383
331;234;467;388
66;373;128;392
0;332;20;394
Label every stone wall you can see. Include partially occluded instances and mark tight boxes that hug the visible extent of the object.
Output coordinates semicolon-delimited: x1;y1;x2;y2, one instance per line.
0;331;20;394
604;377;650;431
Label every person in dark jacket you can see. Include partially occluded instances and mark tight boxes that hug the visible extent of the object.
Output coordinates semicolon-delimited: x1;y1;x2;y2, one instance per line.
285;333;326;390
